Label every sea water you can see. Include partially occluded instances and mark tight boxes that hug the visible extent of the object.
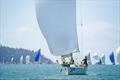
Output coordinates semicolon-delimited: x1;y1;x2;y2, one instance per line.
0;64;120;80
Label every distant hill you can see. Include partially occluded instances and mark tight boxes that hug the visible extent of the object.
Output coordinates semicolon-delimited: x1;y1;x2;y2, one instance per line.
0;45;53;64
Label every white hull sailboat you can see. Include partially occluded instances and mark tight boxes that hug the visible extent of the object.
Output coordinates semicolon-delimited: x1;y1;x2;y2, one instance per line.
36;0;87;75
62;67;87;75
60;53;88;75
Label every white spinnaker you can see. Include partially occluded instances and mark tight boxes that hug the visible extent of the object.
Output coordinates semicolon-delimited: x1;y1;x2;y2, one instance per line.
101;54;105;64
26;55;30;64
86;51;92;64
116;47;120;64
93;53;99;60
36;0;79;56
20;56;23;64
11;57;14;63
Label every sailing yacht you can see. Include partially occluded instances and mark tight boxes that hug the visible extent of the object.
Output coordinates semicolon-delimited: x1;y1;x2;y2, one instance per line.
100;54;105;64
116;47;120;64
93;53;105;64
35;49;41;64
36;0;87;75
86;51;92;65
11;57;14;63
20;55;23;64
93;53;100;64
26;55;30;64
109;52;115;65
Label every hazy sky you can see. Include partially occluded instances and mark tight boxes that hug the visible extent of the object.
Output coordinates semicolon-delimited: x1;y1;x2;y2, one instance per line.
0;0;120;63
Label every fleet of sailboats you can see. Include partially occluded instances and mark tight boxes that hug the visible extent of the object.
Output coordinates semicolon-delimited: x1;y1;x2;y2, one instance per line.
4;49;119;65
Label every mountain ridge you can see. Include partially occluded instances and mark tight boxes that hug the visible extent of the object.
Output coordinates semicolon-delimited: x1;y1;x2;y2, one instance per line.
0;45;53;64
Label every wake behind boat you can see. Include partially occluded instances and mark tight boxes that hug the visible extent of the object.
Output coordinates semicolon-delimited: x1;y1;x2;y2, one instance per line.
36;0;88;75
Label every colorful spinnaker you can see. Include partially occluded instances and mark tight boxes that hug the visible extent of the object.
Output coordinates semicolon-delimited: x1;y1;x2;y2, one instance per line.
35;49;41;62
109;52;115;65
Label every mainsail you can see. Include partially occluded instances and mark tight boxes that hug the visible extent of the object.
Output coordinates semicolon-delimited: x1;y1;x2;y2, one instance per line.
36;0;79;56
35;49;41;62
109;52;115;65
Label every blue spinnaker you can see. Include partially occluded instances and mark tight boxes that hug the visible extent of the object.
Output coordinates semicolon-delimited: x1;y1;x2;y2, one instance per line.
109;52;115;65
99;59;102;64
35;49;41;62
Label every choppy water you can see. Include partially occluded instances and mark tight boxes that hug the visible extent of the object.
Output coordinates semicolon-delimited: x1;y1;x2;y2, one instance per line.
0;64;120;80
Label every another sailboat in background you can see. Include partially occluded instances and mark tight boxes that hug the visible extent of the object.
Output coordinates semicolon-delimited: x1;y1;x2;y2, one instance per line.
109;52;115;65
93;53;100;64
100;54;105;64
20;55;23;64
116;47;120;64
26;55;30;64
86;52;92;65
34;49;41;64
11;57;14;64
93;53;105;64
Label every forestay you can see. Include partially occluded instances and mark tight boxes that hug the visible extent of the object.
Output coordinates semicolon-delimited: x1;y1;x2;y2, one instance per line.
36;0;79;56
